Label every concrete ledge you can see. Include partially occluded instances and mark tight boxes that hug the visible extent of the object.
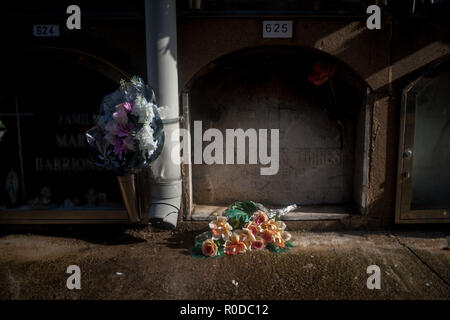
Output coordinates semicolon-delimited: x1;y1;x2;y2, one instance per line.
191;204;352;221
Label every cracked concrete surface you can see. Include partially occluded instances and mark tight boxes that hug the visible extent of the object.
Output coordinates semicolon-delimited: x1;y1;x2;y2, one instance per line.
0;225;448;300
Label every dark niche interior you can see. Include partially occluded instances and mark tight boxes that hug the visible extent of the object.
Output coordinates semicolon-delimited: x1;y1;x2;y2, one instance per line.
188;47;368;210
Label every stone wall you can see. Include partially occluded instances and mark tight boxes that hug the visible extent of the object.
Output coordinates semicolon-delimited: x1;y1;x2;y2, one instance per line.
177;14;450;222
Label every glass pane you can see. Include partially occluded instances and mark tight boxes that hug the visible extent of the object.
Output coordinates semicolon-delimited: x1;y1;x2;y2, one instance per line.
411;68;450;209
0;96;22;209
0;56;124;211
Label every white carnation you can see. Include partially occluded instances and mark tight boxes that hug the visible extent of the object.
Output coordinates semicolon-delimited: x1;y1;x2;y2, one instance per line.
132;95;155;124
136;125;157;158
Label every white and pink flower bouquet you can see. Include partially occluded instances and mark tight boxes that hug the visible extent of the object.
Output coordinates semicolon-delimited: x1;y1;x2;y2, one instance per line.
86;76;164;173
192;201;297;258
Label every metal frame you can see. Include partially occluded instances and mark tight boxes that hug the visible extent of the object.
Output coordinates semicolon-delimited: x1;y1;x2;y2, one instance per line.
395;58;450;223
359;87;373;215
182;91;194;220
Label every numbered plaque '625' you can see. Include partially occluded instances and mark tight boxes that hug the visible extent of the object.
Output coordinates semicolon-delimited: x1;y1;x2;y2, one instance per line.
262;21;293;38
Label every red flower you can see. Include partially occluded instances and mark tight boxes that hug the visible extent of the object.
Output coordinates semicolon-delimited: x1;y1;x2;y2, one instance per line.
248;225;259;235
245;221;261;236
225;242;247;256
252;211;268;225
201;239;218;257
251;238;265;250
307;62;336;86
261;229;276;243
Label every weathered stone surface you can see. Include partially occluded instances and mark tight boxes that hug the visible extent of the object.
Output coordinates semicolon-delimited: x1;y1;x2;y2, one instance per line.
0;228;448;299
189;50;362;207
178;18;391;90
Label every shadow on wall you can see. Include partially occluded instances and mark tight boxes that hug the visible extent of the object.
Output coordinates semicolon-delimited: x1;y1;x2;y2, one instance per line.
179;8;450;93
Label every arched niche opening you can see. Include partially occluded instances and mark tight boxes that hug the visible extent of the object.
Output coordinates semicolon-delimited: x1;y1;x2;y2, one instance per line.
0;47;132;222
182;46;372;220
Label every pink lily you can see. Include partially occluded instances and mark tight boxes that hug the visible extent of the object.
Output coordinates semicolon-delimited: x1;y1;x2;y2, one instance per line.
113;107;128;125
122;102;134;113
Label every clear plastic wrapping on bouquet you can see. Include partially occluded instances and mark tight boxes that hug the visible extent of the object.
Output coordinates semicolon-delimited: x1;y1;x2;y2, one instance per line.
254;202;298;219
86;77;164;174
223;200;298;220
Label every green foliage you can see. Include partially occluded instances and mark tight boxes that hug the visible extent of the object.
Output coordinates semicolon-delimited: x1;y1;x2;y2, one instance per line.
231;201;259;214
225;209;251;229
266;241;295;254
285;241;295;248
224;200;260;229
216;246;224;258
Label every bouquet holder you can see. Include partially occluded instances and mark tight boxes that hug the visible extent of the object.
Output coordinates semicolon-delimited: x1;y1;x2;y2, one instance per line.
117;174;140;223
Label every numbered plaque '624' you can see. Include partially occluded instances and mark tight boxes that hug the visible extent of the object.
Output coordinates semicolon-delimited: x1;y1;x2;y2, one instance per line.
262;21;293;38
33;24;60;37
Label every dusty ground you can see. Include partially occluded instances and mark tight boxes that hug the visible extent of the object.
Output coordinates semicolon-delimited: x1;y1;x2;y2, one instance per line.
0;223;449;300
